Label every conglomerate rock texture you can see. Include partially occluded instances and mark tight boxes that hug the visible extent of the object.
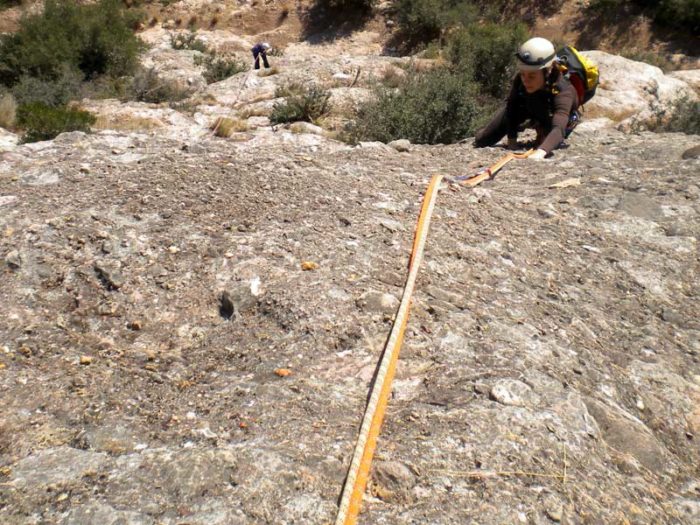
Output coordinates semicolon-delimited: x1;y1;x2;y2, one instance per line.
1;120;699;524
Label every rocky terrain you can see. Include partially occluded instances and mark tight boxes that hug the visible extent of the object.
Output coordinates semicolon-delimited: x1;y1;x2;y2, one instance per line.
1;3;700;524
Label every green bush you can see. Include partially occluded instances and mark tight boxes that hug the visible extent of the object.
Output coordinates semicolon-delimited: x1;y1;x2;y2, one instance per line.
80;75;134;100
653;97;700;135
446;20;527;98
274;82;308;98
199;54;248;84
588;0;625;13
171;31;209;52
11;66;83;107
17;102;96;143
654;0;700;32
315;0;374;9
589;0;699;32
349;67;482;144
270;85;331;125
0;0;143;89
394;0;477;41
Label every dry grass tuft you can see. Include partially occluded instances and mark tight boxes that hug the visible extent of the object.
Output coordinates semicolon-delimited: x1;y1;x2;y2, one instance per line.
238;105;272;118
0;93;17;129
380;65;406;88
257;66;279;77
212;117;249;137
93;114;162;132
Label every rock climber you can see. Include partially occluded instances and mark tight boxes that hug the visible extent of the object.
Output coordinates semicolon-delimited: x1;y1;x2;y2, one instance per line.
474;37;580;160
251;42;272;70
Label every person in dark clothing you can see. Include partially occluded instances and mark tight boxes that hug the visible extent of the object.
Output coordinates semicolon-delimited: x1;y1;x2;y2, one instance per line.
475;37;579;160
251;42;271;70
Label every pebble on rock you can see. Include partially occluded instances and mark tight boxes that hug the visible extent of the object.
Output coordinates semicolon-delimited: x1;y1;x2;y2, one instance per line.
490;379;539;407
388;139;411;152
5;250;21;269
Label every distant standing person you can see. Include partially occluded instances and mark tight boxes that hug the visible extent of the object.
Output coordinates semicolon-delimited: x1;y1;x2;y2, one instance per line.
251;42;272;70
474;37;580;160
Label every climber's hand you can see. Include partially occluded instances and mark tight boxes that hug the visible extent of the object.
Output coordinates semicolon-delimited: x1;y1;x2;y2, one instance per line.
528;149;548;160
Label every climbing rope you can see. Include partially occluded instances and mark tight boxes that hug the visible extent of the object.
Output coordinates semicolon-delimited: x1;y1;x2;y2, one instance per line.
335;149;534;525
453;149;535;186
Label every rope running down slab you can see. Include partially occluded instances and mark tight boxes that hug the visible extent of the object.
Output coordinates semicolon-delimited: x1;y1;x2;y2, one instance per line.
335;149;534;525
334;172;443;525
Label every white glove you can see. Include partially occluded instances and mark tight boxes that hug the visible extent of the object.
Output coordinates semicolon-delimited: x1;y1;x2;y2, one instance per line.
528;149;548;160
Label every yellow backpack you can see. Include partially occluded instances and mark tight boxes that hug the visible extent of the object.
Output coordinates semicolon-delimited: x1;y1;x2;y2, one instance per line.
556;46;599;105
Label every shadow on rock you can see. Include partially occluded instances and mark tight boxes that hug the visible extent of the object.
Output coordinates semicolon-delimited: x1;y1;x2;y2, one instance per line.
299;0;374;44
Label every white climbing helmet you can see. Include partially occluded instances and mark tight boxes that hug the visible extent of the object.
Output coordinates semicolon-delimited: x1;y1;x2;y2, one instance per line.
515;37;556;71
262;42;271;51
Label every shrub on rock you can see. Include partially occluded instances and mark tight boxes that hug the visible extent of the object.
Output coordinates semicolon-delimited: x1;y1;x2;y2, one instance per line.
270;85;331;125
170;31;209;53
0;0;143;87
349;67;481;145
652;97;700;135
17;103;96;143
10;66;83;107
199;55;248;84
446;20;527;99
394;0;477;42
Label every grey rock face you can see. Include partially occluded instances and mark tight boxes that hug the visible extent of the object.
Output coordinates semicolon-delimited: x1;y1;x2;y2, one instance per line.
490;379;540;407
0;125;698;524
62;502;155;525
584;397;673;473
10;447;109;488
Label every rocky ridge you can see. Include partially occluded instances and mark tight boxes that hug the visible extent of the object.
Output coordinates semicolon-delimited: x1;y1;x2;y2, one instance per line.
65;26;700;146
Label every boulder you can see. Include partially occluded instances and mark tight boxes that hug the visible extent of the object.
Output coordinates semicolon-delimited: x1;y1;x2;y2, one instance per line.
582;51;698;131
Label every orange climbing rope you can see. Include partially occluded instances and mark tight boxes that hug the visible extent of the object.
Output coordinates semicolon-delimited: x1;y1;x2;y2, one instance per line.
455;149;535;186
335;149;534;525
